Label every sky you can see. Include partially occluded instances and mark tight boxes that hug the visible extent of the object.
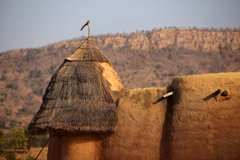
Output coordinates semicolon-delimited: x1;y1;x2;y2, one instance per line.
0;0;240;52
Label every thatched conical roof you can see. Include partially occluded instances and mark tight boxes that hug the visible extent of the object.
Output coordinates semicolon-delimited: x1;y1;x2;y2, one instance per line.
28;37;125;134
65;37;109;62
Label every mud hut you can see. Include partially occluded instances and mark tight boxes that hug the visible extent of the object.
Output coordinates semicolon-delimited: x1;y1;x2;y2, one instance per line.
28;37;125;160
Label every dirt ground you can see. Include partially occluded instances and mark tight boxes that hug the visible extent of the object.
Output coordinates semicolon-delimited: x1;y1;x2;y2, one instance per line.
0;147;47;160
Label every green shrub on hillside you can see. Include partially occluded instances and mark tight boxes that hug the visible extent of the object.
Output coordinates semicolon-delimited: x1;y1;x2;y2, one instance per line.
6;83;18;90
26;155;35;160
4;108;12;116
9;128;28;151
0;122;5;128
29;70;42;78
0;116;7;128
0;128;30;152
33;87;44;96
16;66;24;73
17;107;32;116
0;98;5;104
0;92;7;104
5;152;16;160
9;120;18;128
25;49;40;61
0;74;6;81
48;65;57;75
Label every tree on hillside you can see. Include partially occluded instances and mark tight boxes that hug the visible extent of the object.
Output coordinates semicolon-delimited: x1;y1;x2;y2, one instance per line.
27;133;49;148
9;128;28;152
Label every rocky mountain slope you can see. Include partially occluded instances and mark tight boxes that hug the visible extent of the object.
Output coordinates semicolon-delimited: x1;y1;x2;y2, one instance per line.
0;27;239;129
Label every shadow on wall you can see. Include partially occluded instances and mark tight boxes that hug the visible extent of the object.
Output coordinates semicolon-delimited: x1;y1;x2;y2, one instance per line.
159;85;181;160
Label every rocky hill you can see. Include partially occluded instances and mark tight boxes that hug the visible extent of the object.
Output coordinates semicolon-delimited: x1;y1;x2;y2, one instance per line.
0;27;240;129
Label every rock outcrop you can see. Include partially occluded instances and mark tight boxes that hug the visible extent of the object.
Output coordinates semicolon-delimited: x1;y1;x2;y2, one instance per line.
97;28;240;53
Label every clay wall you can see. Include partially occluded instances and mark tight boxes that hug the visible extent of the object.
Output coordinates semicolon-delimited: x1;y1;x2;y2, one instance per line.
161;72;240;160
104;72;240;160
103;88;167;160
48;133;102;160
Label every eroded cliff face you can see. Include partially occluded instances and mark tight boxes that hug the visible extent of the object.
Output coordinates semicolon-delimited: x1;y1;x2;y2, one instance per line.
97;28;240;53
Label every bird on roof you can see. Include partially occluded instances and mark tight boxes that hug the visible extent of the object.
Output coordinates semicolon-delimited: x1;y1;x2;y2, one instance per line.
81;20;91;37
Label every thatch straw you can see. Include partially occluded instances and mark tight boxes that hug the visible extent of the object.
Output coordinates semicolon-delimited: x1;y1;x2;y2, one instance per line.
65;37;109;62
28;38;121;134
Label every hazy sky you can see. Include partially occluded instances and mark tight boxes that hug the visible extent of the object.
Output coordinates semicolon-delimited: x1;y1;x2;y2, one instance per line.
0;0;239;52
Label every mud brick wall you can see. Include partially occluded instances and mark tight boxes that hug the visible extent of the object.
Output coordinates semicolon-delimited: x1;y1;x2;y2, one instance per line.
48;133;102;160
161;72;240;160
103;72;240;160
103;88;167;160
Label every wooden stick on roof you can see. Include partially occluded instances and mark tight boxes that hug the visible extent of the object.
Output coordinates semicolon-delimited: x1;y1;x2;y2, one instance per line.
81;20;91;37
